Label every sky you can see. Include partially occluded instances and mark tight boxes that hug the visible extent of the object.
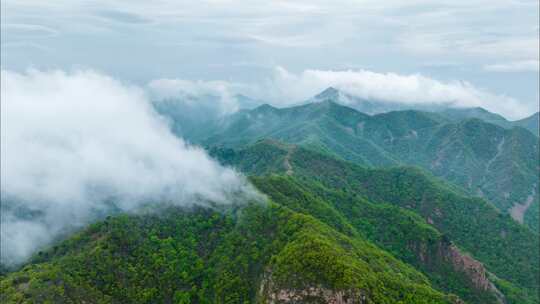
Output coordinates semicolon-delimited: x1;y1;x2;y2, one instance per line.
1;0;539;118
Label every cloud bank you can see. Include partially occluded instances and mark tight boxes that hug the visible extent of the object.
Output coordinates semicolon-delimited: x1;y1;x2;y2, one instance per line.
147;78;247;115
0;66;534;265
0;69;260;266
147;67;533;119
260;67;533;119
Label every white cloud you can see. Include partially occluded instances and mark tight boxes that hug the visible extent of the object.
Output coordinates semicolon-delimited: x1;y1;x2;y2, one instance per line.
147;78;251;114
258;67;533;119
142;67;535;119
143;66;534;119
484;60;540;72
2;0;538;110
0;69;261;266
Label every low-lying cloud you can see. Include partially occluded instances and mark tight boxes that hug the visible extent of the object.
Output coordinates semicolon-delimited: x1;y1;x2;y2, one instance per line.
147;78;249;115
0;69;261;266
147;67;535;120
261;67;533;119
1;66;534;265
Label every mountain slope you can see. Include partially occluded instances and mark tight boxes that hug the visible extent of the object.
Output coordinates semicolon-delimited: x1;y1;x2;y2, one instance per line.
0;203;462;304
204;100;398;166
309;87;538;137
362;115;539;230
513;112;539;136
2;142;537;303
436;108;512;128
251;175;509;304
202;98;539;231
211;140;539;302
5;88;536;303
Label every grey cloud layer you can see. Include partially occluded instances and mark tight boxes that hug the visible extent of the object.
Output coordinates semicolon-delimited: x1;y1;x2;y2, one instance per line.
3;1;537;57
2;0;538;105
0;69;261;266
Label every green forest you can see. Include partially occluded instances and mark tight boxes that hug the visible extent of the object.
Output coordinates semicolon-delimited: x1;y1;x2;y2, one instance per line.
2;96;539;304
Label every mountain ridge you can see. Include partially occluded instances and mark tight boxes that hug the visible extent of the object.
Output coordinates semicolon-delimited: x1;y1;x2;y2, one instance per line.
210;139;539;302
200;97;539;231
3;87;538;304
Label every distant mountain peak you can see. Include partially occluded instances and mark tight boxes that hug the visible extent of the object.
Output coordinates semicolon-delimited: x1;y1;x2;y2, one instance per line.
514;111;539;136
314;87;341;100
252;103;278;113
469;107;489;113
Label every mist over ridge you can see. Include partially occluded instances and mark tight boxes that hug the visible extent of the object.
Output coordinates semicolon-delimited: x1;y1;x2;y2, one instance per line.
0;68;263;266
2;63;539;267
149;67;537;120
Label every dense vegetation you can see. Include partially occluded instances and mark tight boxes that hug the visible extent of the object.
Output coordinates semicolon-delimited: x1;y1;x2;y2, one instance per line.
3;91;538;303
513;112;539;136
212;140;539;303
198;98;539;231
1;202;464;303
250;175;498;304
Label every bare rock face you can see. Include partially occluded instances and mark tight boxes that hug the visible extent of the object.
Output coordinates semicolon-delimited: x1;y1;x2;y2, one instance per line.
259;272;466;304
259;273;366;304
444;244;491;291
266;287;366;304
412;237;505;304
440;244;505;304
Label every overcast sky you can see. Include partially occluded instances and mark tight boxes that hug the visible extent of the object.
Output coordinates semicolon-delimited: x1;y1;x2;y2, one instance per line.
1;0;539;118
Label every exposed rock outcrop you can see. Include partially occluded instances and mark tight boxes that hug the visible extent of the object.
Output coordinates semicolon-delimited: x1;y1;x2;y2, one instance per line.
509;187;536;224
438;241;505;304
413;236;505;304
266;287;366;304
444;244;491;291
259;272;367;304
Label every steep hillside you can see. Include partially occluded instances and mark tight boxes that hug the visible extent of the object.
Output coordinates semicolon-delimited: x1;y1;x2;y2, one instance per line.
421;106;538;137
2;142;537;304
362;115;539;230
251;175;510;304
513;112;539;136
211;140;539;303
309;88;538;137
436;108;512;129
204;100;398;166
8;89;536;303
0;203;462;304
202;97;539;231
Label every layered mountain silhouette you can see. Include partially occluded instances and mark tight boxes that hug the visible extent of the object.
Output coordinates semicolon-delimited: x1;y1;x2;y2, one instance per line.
2;88;538;304
514;112;539;136
184;89;538;232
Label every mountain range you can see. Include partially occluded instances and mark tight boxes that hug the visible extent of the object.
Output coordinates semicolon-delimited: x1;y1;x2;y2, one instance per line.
2;88;538;304
181;90;538;232
309;87;539;137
